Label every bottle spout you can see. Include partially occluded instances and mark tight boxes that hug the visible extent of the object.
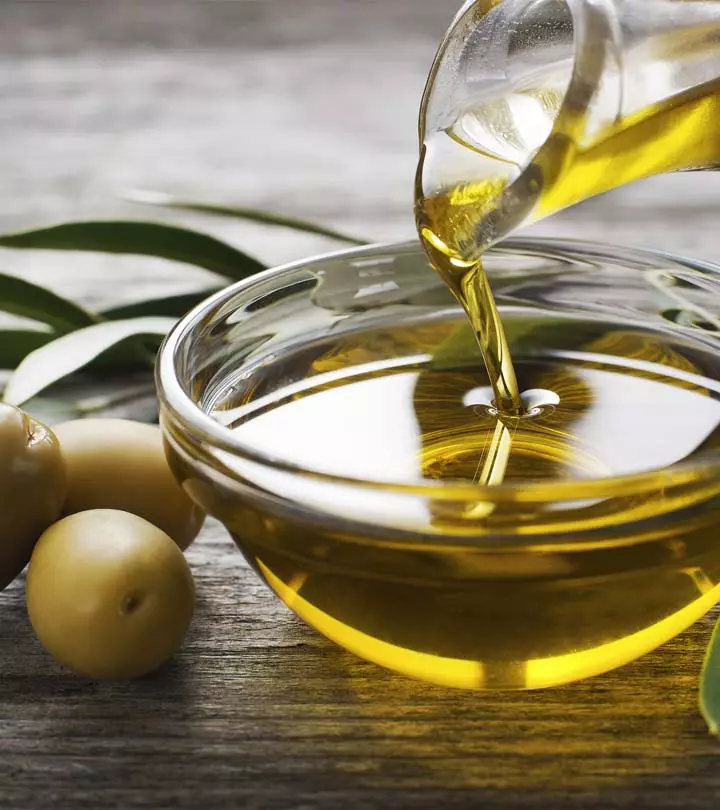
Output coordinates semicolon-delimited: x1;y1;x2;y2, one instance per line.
416;0;720;258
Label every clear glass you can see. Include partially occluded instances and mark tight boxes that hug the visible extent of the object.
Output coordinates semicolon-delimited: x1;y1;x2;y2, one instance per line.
418;0;720;253
157;239;720;690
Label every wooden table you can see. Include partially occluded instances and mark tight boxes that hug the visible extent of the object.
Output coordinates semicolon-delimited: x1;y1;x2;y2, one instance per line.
2;2;720;807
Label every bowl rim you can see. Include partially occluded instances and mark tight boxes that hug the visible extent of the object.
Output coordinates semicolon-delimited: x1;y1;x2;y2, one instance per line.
156;236;720;503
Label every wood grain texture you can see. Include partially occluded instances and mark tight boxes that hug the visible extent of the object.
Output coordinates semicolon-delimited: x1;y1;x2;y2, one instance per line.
2;1;720;808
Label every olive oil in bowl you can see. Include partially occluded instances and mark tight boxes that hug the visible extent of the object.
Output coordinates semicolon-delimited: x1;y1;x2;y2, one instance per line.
158;0;720;690
159;241;720;689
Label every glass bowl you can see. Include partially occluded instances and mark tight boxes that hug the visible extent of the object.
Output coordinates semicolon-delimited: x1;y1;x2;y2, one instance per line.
156;239;720;690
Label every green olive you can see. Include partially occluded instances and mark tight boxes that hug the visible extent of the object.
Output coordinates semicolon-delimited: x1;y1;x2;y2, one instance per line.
0;403;66;590
53;419;204;550
27;509;195;679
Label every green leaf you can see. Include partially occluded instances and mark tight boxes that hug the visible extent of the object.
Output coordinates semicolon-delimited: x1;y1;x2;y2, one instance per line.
102;288;223;320
0;328;155;375
124;189;368;246
75;382;157;417
0;221;266;281
23;397;83;426
0;329;53;369
3;316;176;406
21;381;158;426
700;614;720;736
0;271;98;331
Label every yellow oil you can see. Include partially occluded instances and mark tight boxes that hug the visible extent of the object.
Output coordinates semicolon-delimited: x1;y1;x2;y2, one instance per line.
416;76;720;415
192;315;720;689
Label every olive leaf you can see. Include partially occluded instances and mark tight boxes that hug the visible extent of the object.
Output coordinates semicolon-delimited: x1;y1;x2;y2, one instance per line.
0;329;53;369
123;188;368;246
700;613;720;736
1;328;156;375
0;221;266;281
0;271;98;331
102;288;223;320
3;316;176;406
21;381;159;426
73;382;158;417
21;396;84;426
0;206;372;398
